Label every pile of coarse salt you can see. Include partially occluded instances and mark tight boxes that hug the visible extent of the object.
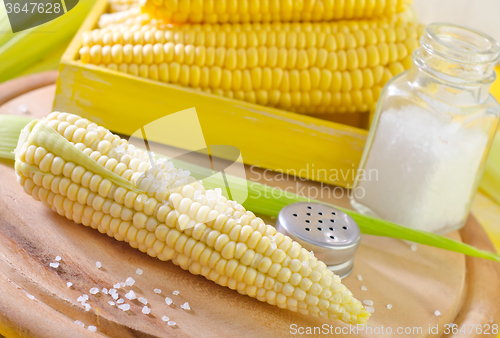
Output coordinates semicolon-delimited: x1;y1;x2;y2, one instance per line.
357;106;488;233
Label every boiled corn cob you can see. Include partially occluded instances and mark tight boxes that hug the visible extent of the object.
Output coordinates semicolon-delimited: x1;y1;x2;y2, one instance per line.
109;0;138;13
14;112;370;324
140;0;413;24
80;20;423;113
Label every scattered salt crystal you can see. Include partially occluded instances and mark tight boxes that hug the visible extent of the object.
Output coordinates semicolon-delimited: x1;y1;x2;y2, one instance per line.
125;277;135;286
117;298;124;304
154;288;161;294
67;282;73;288
168;321;176;326
108;301;115;306
434;310;441;316
112;293;119;300
172;290;179;295
87;326;97;332
96;261;102;269
165;297;173;305
102;288;108;294
77;296;87;302
162;316;169;322
125;290;136;300
50;262;59;268
84;304;91;311
357;275;363;281
387;304;393;310
74;320;85;327
55;256;61;261
109;288;117;295
27;294;35;300
118;304;130;311
136;268;143;275
83;295;89;300
361;286;368;291
120;282;126;287
365;306;375;313
138;297;148;305
18;104;29;114
113;283;121;289
363;300;373;306
410;244;418;252
180;302;190;310
142;306;151;314
89;287;99;295
271;243;277;250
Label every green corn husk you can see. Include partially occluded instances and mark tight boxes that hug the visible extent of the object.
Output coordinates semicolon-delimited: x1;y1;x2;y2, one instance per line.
1;114;499;262
0;0;96;83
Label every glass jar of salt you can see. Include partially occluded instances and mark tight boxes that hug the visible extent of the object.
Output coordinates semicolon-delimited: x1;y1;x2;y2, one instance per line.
351;23;500;234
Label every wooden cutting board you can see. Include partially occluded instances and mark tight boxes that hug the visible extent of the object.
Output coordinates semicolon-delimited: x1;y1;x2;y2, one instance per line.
0;72;499;338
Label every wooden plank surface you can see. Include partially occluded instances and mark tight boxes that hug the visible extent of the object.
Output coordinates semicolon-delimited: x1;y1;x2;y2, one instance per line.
0;73;499;338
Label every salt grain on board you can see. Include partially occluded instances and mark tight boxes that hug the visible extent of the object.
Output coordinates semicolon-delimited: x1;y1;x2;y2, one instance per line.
387;304;393;310
357;275;363;281
67;282;73;288
180;302;190;310
118;304;130;311
361;286;368;291
165;297;173;305
117;298;124;304
55;256;61;261
435;310;441;316
154;289;161;294
138;297;148;305
411;244;418;252
113;283;121;289
84;304;91;311
125;277;135;286
96;261;102;269
102;288;108;294
162;316;169;322
125;290;136;300
88;326;97;332
167;321;176;326
363;300;373;306
112;293;119;300
49;262;59;268
74;320;85;327
172;290;179;295
27;294;35;300
89;288;99;295
108;301;115;306
365;306;375;314
136;268;143;275
142;306;151;314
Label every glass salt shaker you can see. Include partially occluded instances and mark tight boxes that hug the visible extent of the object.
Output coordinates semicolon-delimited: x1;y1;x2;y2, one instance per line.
351;23;500;234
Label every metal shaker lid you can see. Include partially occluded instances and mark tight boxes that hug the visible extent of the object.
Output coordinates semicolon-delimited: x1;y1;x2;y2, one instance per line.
275;202;361;279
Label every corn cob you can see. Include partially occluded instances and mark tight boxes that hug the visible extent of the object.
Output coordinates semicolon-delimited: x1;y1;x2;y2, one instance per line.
80;20;422;113
109;0;138;13
14;112;370;324
140;0;413;24
99;7;150;28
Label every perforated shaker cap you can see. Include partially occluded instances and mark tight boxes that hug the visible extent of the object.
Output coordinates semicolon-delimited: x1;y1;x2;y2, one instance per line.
275;202;361;279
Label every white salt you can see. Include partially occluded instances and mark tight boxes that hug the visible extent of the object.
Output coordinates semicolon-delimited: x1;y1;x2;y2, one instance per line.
410;244;418;252
108;301;115;306
125;277;135;286
117;298;124;304
365;306;375;313
112;293;119;300
387;304;393;310
165;297;173;305
84;304;91;311
363;300;373;306
109;288;117;295
357;275;363;281
77;296;87;302
356;106;488;233
434;310;441;316
162;316;169;322
50;262;59;268
142;306;151;314
172;290;179;296
27;294;35;300
136;268;143;275
67;282;73;288
167;321;176;326
89;288;99;295
118;304;130;311
96;261;102;269
87;326;97;332
138;297;148;305
113;283;121;289
361;286;367;291
125;290;136;300
180;302;190;310
102;288;108;294
55;256;61;261
120;282;126;287
154;288;162;294
75;320;85;327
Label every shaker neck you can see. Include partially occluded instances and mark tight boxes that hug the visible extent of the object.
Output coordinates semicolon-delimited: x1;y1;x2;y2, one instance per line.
411;23;500;88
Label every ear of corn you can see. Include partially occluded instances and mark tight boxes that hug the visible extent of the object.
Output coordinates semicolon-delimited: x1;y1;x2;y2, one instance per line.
140;0;413;24
13;112;371;324
79;19;423;114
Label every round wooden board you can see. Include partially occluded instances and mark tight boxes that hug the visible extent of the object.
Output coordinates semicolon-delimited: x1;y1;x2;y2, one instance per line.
0;72;499;338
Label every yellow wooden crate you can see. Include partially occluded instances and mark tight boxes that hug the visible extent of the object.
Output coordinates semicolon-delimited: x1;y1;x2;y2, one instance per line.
53;0;369;188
